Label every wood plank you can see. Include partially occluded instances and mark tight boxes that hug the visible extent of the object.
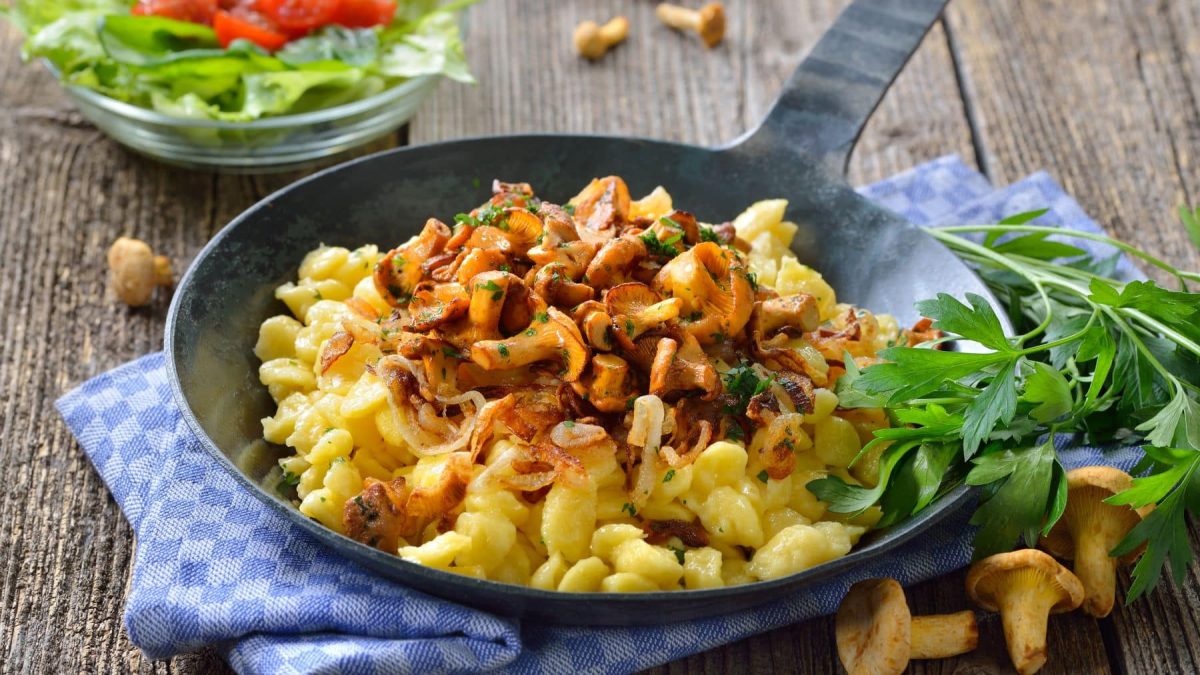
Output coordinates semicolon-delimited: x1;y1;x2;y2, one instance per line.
409;0;978;184
942;0;1200;671
0;23;389;675
19;0;1200;671
944;0;1200;277
0;0;978;671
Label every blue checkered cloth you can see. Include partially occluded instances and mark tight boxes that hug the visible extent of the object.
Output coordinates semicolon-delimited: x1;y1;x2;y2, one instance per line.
56;156;1147;674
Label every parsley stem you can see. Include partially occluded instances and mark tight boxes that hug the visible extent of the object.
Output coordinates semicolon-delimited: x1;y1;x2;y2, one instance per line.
933;224;1200;289
1103;308;1180;385
927;230;1055;346
1017;311;1099;356
1122;308;1200;359
908;397;972;406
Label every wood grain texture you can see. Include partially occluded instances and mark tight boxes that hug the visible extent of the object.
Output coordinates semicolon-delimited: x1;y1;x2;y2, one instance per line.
0;0;1198;673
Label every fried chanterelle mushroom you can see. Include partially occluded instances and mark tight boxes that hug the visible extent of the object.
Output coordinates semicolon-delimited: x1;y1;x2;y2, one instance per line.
258;175;907;591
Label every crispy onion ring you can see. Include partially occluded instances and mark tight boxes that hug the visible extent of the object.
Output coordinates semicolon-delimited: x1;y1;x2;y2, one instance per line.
628;394;665;507
381;355;487;457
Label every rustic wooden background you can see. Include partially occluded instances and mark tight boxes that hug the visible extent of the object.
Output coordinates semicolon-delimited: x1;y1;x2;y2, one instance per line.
2;0;1199;673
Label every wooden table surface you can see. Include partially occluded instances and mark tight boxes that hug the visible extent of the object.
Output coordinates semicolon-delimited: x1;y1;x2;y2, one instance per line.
3;1;1199;673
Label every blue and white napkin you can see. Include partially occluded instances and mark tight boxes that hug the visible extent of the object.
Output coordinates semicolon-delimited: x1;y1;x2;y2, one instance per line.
56;155;1145;674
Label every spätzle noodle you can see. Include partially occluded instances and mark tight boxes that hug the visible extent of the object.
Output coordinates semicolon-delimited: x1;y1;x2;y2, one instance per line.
257;178;926;590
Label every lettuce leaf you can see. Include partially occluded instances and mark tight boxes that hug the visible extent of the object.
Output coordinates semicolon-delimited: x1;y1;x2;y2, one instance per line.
4;0;474;121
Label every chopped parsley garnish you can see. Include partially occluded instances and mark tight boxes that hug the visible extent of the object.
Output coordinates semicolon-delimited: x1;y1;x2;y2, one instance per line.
663;469;676;483
498;264;512;272
746;271;760;291
700;226;721;243
497;344;510;358
535;311;550;323
621;502;638;517
756;470;769;483
641;230;681;257
563;420;575;428
275;470;301;494
478;279;504;301
725;423;744;441
442;347;464;359
525;328;536;337
563;203;576;216
456;204;504;229
722;362;773;414
669;545;686;565
625;319;635;337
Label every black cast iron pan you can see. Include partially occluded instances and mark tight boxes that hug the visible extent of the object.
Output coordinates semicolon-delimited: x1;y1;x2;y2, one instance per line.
167;0;994;625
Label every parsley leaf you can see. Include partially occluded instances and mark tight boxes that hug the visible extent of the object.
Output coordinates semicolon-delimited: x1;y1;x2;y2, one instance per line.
641;230;681;257
722;363;773;414
1023;361;1073;423
857;348;1011;403
1109;454;1200;601
965;437;1063;556
915;292;1013;353
961;362;1019;457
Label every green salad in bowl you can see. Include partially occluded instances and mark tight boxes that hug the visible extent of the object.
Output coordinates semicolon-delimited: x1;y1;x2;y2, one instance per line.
1;0;475;170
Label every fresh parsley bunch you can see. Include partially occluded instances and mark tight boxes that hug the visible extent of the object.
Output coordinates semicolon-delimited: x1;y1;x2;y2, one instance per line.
809;209;1200;602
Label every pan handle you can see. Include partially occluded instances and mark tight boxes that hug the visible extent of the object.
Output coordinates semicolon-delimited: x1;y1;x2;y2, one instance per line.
727;0;950;174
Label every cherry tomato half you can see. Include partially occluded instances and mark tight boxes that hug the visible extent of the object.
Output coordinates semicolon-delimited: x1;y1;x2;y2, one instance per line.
257;0;341;33
331;0;397;28
213;9;289;50
132;0;219;24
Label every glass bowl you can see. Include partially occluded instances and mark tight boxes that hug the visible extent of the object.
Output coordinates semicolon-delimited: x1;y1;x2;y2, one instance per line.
53;66;441;173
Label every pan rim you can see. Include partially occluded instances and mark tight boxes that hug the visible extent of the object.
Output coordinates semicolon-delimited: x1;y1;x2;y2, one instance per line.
164;134;987;620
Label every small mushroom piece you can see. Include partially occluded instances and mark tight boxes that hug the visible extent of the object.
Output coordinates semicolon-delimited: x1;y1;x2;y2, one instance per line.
655;2;725;48
532;262;595;308
584;235;647;289
605;282;682;349
439;270;523;350
571;301;615;351
408;282;469;331
569;176;631;244
649;333;719;400
492;179;534;199
375;218;452;305
107;237;173;307
528;239;598;281
752;294;821;338
836;578;979;675
465;207;544;255
1038;466;1153;618
966;549;1084;675
573;16;629;60
654;242;754;345
582;353;637;413
658;209;701;244
471;307;590;381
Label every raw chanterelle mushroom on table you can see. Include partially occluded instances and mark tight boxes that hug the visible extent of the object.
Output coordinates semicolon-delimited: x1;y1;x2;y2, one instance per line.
1038;466;1153;618
835;577;979;675
966;549;1084;675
